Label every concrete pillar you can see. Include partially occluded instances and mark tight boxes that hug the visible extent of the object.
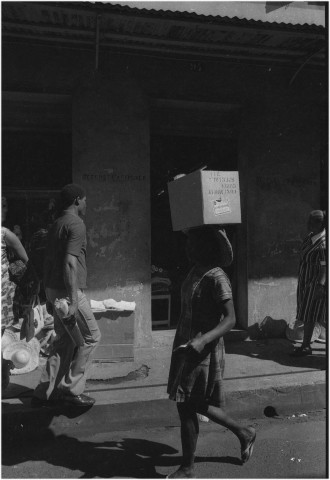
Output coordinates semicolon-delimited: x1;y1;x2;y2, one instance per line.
72;71;151;353
239;96;321;329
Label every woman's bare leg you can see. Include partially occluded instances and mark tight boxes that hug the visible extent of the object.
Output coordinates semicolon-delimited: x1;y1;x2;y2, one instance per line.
197;403;256;454
291;323;315;356
302;323;314;348
167;402;256;477
167;402;198;478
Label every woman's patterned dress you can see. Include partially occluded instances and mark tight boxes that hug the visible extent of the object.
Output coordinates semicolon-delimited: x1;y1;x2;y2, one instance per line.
167;266;232;408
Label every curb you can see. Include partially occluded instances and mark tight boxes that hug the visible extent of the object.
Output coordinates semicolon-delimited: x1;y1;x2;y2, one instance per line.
2;381;326;446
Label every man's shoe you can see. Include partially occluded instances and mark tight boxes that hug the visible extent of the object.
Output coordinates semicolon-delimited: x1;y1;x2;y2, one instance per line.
31;396;58;408
62;393;95;407
290;346;312;357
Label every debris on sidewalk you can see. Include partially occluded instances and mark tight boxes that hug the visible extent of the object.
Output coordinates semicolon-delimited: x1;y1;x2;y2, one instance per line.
197;414;209;423
87;364;150;385
264;406;280;418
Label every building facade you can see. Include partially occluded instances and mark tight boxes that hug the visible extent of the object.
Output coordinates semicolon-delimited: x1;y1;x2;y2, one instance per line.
2;2;327;359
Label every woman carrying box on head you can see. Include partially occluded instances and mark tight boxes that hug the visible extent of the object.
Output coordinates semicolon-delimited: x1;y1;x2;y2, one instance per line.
166;226;256;479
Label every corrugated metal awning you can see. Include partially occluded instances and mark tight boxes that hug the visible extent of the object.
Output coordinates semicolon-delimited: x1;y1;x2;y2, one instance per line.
108;1;325;27
2;2;326;67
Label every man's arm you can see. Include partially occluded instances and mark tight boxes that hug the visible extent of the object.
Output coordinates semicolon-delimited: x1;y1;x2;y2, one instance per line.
62;220;85;317
63;253;79;318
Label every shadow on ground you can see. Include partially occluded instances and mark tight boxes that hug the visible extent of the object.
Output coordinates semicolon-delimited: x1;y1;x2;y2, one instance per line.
225;338;326;371
1;383;32;399
2;429;245;478
2;397;97;447
2;433;180;478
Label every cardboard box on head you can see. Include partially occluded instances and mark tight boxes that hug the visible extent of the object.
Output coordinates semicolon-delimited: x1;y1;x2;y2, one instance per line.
168;170;241;231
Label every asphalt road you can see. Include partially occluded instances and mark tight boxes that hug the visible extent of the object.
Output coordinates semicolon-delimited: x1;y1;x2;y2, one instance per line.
2;409;326;479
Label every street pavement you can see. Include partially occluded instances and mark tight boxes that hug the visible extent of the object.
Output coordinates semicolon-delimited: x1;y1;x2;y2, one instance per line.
2;409;326;479
2;338;326;434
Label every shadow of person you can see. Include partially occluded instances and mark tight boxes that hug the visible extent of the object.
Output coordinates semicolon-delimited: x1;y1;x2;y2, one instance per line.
2;382;33;399
2;433;178;479
2;397;95;447
225;338;326;371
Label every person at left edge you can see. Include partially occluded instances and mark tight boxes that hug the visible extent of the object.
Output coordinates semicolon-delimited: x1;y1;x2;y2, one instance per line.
31;184;101;407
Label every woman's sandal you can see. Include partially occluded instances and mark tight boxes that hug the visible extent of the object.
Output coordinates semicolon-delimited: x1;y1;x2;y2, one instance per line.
290;346;312;357
241;427;256;464
166;470;196;479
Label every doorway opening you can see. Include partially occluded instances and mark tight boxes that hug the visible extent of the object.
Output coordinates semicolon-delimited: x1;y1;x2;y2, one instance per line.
2;92;72;247
150;134;239;330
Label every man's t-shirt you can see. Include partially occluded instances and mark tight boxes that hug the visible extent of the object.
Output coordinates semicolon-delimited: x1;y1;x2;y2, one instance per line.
44;212;87;290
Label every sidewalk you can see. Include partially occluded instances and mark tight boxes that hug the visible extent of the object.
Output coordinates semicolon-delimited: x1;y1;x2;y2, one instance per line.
2;331;326;443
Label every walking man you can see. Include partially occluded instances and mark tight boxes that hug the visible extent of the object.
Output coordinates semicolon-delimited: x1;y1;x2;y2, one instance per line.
32;184;101;407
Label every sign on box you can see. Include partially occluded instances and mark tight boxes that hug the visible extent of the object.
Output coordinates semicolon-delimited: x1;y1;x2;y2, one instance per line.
168;170;241;231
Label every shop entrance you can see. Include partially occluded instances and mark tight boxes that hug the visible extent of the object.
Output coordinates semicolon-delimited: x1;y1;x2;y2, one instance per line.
150;132;240;330
2;93;72;247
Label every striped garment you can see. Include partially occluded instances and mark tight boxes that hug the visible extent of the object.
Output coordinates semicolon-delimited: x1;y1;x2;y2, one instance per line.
296;230;326;326
167;266;232;407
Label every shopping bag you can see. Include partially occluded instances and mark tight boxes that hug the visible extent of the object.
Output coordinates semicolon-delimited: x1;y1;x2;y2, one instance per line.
20;293;44;342
54;298;84;347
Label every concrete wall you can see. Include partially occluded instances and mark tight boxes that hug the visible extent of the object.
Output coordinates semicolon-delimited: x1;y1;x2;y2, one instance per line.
2;42;326;338
72;72;151;349
238;74;323;327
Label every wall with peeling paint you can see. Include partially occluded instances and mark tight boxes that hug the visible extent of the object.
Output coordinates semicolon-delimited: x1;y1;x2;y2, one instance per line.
238;90;323;327
249;277;298;326
72;72;151;351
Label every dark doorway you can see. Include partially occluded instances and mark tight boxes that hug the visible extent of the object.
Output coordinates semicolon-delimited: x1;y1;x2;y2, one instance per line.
2;93;72;247
150;134;238;329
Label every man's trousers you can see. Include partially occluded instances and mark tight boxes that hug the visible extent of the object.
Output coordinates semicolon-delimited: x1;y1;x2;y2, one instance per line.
34;288;101;399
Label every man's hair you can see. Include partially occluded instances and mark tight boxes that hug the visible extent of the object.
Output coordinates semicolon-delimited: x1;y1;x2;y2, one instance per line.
60;184;85;208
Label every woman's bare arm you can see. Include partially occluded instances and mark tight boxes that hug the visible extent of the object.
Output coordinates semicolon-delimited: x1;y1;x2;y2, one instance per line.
189;299;236;353
5;229;29;263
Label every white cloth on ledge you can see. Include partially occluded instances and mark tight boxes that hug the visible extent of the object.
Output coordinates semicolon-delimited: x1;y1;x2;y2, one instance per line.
90;300;106;311
90;298;136;312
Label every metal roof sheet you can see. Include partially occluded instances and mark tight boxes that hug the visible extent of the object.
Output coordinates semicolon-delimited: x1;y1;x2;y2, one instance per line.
2;2;326;67
106;1;326;27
